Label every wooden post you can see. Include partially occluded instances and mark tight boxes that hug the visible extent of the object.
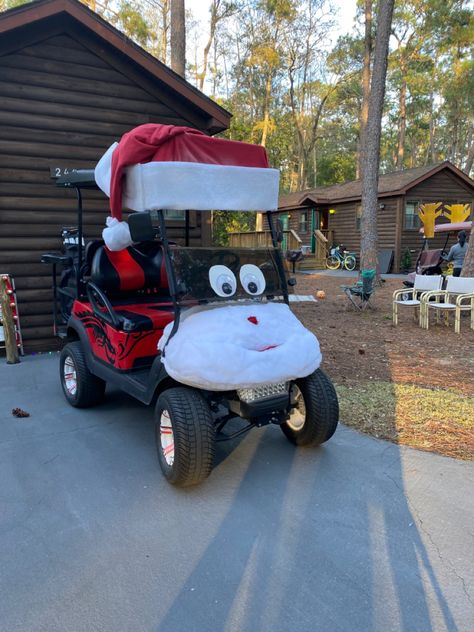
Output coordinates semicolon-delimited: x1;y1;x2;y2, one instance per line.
394;196;404;273
0;275;20;364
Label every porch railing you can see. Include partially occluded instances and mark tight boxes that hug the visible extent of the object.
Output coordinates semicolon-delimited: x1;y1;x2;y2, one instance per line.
228;229;302;251
313;229;334;265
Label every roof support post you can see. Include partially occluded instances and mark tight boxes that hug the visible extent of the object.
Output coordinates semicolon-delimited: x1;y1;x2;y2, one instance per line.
394;196;404;273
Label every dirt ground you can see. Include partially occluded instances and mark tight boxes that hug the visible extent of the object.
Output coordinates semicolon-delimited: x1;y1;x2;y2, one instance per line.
291;273;474;460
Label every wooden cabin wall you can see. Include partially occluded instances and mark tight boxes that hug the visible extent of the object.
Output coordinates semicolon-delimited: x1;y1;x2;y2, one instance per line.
327;196;399;262
0;33;209;352
399;171;474;257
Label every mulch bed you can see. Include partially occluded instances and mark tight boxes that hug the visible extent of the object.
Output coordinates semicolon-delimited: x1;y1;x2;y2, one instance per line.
290;273;474;460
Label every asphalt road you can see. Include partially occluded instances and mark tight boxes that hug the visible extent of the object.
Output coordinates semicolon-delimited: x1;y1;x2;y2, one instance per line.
1;355;473;632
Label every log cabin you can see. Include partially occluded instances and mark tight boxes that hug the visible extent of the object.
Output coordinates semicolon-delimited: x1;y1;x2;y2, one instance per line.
276;162;474;272
0;0;231;352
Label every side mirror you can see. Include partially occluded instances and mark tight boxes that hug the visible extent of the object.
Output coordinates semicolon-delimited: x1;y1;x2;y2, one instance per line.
276;219;284;243
128;212;155;242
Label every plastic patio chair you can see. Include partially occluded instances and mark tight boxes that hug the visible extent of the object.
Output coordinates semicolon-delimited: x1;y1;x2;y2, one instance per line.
392;274;443;326
420;276;474;333
342;269;376;311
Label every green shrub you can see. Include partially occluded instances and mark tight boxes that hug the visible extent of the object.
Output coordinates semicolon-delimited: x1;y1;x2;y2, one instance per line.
401;248;412;273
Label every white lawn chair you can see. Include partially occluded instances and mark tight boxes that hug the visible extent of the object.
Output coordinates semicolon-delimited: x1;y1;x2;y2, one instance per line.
392;274;443;326
421;276;474;333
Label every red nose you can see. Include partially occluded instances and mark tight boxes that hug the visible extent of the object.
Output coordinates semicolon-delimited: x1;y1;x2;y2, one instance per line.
247;316;258;325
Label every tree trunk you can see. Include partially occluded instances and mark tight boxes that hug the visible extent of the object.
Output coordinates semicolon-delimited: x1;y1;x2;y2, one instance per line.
358;0;372;180
461;223;474;277
260;73;273;147
199;0;218;91
161;0;169;64
396;64;407;170
464;137;474;176
426;88;436;165
170;0;185;77
359;0;395;273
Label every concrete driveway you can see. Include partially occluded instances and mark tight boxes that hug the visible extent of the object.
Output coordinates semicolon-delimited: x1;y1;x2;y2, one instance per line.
1;355;473;632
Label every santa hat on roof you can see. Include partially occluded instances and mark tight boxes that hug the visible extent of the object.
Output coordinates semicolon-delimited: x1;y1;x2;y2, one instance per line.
94;124;280;251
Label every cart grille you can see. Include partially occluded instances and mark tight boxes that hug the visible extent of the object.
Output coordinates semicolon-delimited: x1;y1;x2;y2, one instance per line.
237;382;288;403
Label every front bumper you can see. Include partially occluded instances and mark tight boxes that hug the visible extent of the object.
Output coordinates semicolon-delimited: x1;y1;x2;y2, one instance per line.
228;382;291;423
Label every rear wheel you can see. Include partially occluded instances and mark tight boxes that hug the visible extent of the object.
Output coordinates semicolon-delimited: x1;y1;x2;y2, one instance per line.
60;341;106;408
155;387;215;487
344;255;356;271
326;255;340;270
281;369;339;446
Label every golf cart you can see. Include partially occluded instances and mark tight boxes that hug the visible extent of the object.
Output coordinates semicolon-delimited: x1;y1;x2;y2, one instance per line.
42;125;338;486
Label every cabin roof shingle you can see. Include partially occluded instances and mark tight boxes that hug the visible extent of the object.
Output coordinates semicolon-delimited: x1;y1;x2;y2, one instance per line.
279;161;474;209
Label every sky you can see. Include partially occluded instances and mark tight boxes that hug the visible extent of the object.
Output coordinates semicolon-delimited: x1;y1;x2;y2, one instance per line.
189;0;359;45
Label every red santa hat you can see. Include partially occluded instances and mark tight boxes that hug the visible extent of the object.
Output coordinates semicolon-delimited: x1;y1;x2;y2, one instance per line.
94;124;280;249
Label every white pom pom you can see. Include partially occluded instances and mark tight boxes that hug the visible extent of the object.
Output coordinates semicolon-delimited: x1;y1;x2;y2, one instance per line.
102;216;132;251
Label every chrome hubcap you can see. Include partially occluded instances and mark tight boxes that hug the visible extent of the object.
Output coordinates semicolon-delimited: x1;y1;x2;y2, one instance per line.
287;384;306;431
63;356;77;396
160;410;175;466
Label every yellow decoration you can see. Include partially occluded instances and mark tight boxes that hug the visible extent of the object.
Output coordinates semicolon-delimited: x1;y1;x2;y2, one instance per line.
443;203;471;224
418;202;443;238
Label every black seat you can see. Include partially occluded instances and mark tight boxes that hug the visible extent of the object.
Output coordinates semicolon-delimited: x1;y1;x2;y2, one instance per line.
88;243;171;331
90;243;168;296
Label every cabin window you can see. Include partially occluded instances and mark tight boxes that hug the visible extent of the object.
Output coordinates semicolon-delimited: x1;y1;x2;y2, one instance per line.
299;212;308;233
356;204;362;230
405;201;421;229
164;210;186;221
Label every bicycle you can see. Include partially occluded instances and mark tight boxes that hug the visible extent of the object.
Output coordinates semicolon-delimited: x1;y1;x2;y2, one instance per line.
326;246;357;271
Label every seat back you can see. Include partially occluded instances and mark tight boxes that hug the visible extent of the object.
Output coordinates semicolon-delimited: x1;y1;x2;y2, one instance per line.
445;276;474;295
90;243;168;294
413;274;443;292
360;269;375;299
417;249;443;272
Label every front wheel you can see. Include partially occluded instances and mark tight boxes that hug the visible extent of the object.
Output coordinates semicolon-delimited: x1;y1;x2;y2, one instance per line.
344;255;356;271
326;255;340;270
281;369;339;446
60;341;106;408
155;387;215;487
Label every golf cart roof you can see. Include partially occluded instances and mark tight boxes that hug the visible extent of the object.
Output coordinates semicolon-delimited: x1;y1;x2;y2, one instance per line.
419;221;472;235
94;124;280;215
56;169;99;190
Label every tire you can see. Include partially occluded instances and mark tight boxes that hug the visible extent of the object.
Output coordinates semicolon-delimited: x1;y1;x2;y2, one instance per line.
281;369;339;447
344;255;356;271
155;387;215;487
60;341;106;408
326;255;340;270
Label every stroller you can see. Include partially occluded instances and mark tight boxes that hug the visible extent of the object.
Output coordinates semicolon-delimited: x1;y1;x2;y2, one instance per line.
404;221;472;287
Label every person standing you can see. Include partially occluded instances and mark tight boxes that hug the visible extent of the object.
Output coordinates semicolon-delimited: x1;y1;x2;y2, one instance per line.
445;231;468;276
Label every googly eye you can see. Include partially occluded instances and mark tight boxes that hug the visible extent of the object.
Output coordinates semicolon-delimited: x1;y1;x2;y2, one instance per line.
209;265;237;297
239;264;266;296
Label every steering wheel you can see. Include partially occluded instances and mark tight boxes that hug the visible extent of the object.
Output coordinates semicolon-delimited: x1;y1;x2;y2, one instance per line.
211;250;240;270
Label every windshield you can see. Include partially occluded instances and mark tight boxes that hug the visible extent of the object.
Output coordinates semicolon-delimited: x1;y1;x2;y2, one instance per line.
169;247;285;304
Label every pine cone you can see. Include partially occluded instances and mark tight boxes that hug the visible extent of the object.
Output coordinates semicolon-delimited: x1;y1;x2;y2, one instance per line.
12;408;30;418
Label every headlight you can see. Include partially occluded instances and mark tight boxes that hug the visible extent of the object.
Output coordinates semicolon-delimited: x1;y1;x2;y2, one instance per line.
237;382;288;403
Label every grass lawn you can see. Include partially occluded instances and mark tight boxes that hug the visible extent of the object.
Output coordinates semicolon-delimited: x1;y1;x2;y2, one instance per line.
291;272;474;460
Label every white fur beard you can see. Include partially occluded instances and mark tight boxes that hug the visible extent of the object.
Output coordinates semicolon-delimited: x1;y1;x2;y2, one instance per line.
158;302;322;391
